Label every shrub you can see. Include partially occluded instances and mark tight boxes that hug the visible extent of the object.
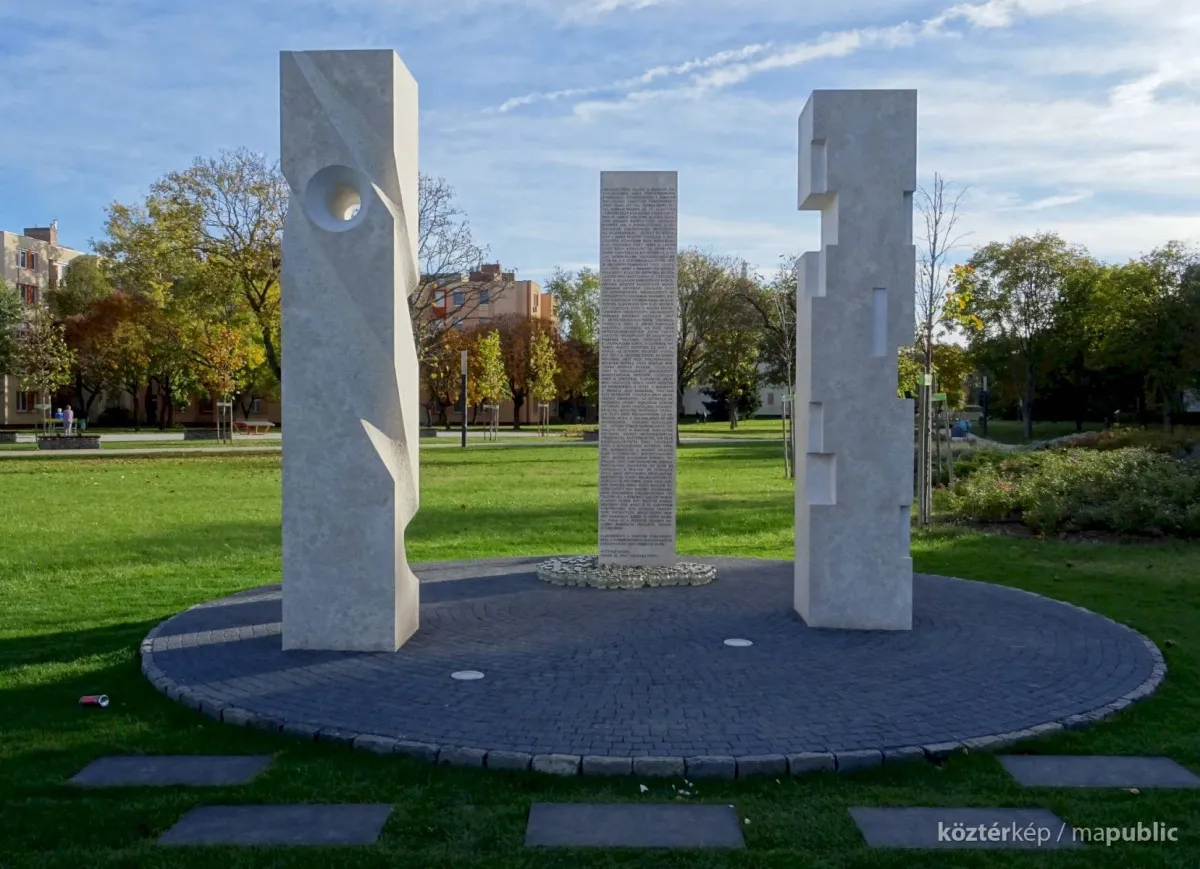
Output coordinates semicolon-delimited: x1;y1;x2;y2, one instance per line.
946;447;1200;537
1046;427;1200;455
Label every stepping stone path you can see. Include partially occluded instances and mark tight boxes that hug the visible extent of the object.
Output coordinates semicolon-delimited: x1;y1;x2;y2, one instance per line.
525;803;745;849
999;755;1200;788
158;804;393;846
70;756;272;787
849;807;1082;849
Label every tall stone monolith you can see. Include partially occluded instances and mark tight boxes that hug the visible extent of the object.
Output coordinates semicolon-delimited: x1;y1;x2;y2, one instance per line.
794;90;916;630
598;171;678;566
279;49;421;651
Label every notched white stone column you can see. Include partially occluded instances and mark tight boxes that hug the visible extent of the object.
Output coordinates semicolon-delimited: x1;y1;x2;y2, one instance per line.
794;90;916;630
598;171;678;566
279;49;421;651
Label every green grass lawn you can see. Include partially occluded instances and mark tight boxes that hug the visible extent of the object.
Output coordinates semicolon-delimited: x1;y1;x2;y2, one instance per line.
1;445;1198;867
677;417;787;437
978;420;1108;445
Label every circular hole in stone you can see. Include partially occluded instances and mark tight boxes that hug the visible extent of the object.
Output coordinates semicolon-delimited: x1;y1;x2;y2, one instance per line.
723;638;753;647
302;164;369;232
451;670;485;680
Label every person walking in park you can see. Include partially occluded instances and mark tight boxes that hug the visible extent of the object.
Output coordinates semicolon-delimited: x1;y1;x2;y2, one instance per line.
64;405;74;435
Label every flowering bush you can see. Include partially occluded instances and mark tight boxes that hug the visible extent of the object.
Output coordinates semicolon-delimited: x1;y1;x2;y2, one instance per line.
946;447;1200;537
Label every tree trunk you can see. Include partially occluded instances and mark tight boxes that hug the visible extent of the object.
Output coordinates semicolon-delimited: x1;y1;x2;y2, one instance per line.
261;324;282;384
1161;388;1172;432
729;403;739;430
511;391;525;430
1022;364;1036;441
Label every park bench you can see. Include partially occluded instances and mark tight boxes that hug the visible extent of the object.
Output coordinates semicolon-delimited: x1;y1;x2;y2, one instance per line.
233;420;275;436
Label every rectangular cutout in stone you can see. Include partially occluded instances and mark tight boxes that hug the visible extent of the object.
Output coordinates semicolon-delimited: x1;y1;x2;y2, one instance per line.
871;288;887;357
158;804;393;846
999;755;1200;788
849;807;1083;849
805;453;836;506
70;755;272;787
807;402;824;452
525;803;745;849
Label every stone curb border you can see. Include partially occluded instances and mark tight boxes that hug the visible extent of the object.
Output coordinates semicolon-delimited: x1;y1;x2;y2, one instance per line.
139;577;1168;778
536;556;716;589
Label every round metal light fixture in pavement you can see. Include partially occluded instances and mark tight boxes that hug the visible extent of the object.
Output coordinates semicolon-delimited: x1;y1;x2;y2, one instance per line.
723;638;753;647
451;670;485;680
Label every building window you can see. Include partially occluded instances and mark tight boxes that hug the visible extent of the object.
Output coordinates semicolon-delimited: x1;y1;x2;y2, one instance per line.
17;391;36;412
478;317;490;325
453;291;465;306
250;397;262;414
532;294;539;311
18;284;37;305
479;289;489;304
17;250;40;270
435;290;446;308
55;262;68;283
454;320;464;330
767;393;775;406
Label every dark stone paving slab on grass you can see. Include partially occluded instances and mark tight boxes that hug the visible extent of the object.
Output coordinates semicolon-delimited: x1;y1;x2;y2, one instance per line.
70;755;272;787
849;807;1083;849
524;803;744;848
157;804;393;846
142;556;1162;763
999;755;1200;788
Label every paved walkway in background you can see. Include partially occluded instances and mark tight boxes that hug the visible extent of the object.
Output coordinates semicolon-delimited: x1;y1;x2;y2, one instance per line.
1;437;779;458
0;446;283;459
142;556;1162;767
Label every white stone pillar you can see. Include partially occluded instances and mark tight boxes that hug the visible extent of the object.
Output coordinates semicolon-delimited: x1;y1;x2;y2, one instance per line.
794;90;916;630
279;49;421;651
598;171;678;566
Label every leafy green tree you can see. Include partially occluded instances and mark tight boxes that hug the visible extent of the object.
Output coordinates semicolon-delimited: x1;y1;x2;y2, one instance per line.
946;232;1088;440
46;255;112;320
897;347;923;399
529;331;559;433
0;281;21;380
701;322;760;429
16;306;74;432
150;148;285;383
545;266;599;348
1090;243;1200;429
476;329;510;405
677;249;748;416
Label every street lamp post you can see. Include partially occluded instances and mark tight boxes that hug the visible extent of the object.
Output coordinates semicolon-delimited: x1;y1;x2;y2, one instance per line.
460;350;468;449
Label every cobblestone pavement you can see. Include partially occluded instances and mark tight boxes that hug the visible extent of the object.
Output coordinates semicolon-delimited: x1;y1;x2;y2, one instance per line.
143;557;1162;764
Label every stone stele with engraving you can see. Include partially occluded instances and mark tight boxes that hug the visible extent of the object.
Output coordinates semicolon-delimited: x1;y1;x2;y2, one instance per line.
279;49;422;651
598;171;678;567
794;90;917;631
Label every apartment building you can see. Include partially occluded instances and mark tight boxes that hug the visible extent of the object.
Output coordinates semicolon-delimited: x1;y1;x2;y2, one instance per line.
431;262;555;330
423;262;559;426
1;223;87;427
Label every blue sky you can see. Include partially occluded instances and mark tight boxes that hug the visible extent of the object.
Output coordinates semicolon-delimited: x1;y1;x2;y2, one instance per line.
1;0;1197;284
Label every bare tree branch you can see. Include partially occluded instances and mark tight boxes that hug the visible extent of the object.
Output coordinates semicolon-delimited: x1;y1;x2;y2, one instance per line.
915;173;970;369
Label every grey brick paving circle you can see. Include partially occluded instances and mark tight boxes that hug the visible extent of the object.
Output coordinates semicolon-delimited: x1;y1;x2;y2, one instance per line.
141;557;1165;772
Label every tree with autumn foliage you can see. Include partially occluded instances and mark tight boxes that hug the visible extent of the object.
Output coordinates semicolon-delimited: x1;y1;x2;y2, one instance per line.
554;337;598;422
422;325;484;428
495;314;554;429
